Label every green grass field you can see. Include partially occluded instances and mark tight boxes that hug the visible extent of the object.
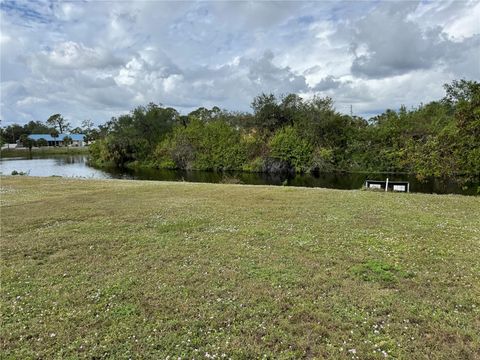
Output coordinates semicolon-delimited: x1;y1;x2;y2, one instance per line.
0;147;89;158
1;177;479;359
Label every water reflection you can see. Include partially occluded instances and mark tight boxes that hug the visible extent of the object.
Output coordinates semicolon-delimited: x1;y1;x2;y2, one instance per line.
1;155;478;195
0;155;108;179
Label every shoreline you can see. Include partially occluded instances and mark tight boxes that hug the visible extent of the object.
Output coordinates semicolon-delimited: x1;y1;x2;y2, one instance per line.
1;174;478;196
0;147;90;158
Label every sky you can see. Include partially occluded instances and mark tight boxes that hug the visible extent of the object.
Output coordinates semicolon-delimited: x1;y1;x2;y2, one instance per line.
1;0;479;127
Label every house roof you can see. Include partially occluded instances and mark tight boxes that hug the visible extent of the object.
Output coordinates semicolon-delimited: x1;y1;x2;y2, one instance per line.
28;134;85;141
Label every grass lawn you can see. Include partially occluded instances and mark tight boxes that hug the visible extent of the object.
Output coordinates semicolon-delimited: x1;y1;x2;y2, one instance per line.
1;177;479;359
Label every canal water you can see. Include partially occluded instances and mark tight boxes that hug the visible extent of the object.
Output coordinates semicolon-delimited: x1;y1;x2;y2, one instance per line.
0;155;478;195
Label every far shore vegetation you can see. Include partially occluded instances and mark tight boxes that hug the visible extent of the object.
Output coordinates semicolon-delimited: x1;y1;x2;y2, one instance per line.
2;80;479;183
0;146;89;158
89;79;479;183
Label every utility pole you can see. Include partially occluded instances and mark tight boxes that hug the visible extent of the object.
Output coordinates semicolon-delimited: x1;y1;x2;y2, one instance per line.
350;105;353;117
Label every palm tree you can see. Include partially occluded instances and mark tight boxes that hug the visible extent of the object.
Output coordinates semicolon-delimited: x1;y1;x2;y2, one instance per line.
19;134;36;157
50;129;59;147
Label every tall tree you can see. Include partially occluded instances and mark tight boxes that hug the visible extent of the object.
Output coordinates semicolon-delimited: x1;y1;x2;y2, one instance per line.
50;129;59;147
251;93;282;132
70;127;83;134
19;134;36;156
81;119;94;131
443;79;480;178
2;124;24;143
24;120;51;134
47;114;70;133
81;119;99;144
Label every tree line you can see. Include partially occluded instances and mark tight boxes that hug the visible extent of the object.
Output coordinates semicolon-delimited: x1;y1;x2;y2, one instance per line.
88;79;479;182
1;115;103;148
2;80;479;182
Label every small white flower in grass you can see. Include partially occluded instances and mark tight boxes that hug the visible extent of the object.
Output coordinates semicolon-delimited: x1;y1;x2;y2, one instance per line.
348;349;356;354
50;333;56;337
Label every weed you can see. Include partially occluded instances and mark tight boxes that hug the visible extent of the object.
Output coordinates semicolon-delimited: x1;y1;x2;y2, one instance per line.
351;260;412;284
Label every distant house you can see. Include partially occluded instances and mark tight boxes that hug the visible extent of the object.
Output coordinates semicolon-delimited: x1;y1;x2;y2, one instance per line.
28;134;86;147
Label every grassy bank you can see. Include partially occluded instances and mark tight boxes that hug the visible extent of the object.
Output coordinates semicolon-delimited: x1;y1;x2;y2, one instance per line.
1;177;479;358
0;146;89;158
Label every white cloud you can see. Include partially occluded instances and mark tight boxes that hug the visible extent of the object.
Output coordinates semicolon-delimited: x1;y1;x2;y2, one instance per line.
41;41;122;69
348;2;477;79
0;0;478;126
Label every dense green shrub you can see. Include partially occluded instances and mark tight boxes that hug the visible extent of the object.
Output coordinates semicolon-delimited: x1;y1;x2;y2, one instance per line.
242;157;264;172
155;119;248;171
88;140;110;166
269;126;313;172
311;147;335;172
194;120;247;170
84;80;479;180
